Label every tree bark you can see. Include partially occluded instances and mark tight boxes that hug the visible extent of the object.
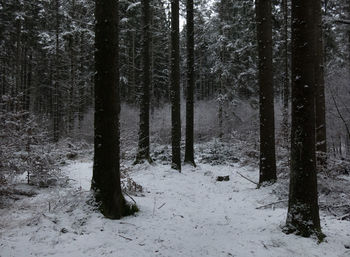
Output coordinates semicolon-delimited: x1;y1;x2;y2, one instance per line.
184;0;196;166
53;0;61;142
92;0;137;219
285;0;323;239
170;0;181;171
281;0;290;150
255;0;277;184
136;0;152;164
314;1;327;169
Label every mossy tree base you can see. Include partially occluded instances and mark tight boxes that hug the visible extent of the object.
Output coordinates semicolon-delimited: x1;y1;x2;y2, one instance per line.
283;223;326;243
134;155;153;165
92;188;138;219
257;179;276;189
284;203;325;242
184;159;196;167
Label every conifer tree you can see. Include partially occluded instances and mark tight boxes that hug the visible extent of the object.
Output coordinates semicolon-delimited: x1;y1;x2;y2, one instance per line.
255;0;277;184
135;0;152;164
170;0;181;171
92;0;137;219
184;0;196;166
284;0;323;239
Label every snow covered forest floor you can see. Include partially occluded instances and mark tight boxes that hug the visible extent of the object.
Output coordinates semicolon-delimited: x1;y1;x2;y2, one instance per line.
1;141;350;257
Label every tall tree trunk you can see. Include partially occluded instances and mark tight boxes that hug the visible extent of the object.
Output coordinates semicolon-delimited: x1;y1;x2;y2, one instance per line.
68;0;76;134
282;0;289;109
22;47;27;111
15;19;21;112
315;1;327;170
92;0;137;219
184;0;196;166
1;61;5;110
69;39;75;134
281;0;290;150
25;52;32;112
78;32;85;130
53;0;61;142
285;0;323;240
136;0;152;163
170;0;181;171
348;0;350;75
255;0;277;184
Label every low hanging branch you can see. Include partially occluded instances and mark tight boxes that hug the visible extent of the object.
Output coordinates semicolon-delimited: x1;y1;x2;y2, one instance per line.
335;19;350;25
330;87;350;140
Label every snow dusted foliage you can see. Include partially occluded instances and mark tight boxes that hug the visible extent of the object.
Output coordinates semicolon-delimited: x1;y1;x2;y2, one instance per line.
0;95;56;186
326;68;350;161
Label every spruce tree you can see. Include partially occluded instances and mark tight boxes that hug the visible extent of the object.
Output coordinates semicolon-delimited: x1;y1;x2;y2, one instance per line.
135;0;152;164
170;0;181;171
184;0;196;166
284;0;323;239
255;0;277;184
314;0;327;169
92;0;137;219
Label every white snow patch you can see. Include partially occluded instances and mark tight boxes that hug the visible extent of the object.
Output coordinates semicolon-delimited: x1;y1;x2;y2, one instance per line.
1;162;349;257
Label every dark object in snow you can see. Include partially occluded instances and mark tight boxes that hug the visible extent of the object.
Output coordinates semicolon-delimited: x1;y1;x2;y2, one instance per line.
61;228;68;233
66;152;78;160
38;178;57;188
216;175;230;182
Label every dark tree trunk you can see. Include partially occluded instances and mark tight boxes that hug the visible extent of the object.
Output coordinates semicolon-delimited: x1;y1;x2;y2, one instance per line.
348;0;350;75
281;0;290;150
285;0;323;239
136;0;152;164
15;19;21;112
1;62;5;110
25;53;32;112
282;0;289;110
53;0;61;142
22;48;27;111
78;32;85;130
314;1;327;170
255;0;277;184
92;0;137;219
68;37;75;134
170;0;181;171
184;0;195;166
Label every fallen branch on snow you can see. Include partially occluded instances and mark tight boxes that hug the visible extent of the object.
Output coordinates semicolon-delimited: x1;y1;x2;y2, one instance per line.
256;200;288;209
158;203;166;209
119;235;133;241
236;172;259;186
123;190;137;204
338;213;350;220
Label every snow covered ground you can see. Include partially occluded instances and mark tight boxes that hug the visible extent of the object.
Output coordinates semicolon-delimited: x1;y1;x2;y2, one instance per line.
1;160;350;257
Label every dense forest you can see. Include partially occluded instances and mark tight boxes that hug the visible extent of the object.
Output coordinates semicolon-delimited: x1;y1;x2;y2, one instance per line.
1;0;350;256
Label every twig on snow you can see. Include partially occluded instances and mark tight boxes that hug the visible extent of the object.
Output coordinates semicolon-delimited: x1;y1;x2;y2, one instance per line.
119;235;133;241
327;207;338;217
123;190;137;204
236;171;259;186
338;213;350;220
152;197;156;217
158;203;166;209
119;221;136;226
256;200;288;209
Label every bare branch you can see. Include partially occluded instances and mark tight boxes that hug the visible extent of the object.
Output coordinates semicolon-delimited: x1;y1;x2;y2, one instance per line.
334;19;350;25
